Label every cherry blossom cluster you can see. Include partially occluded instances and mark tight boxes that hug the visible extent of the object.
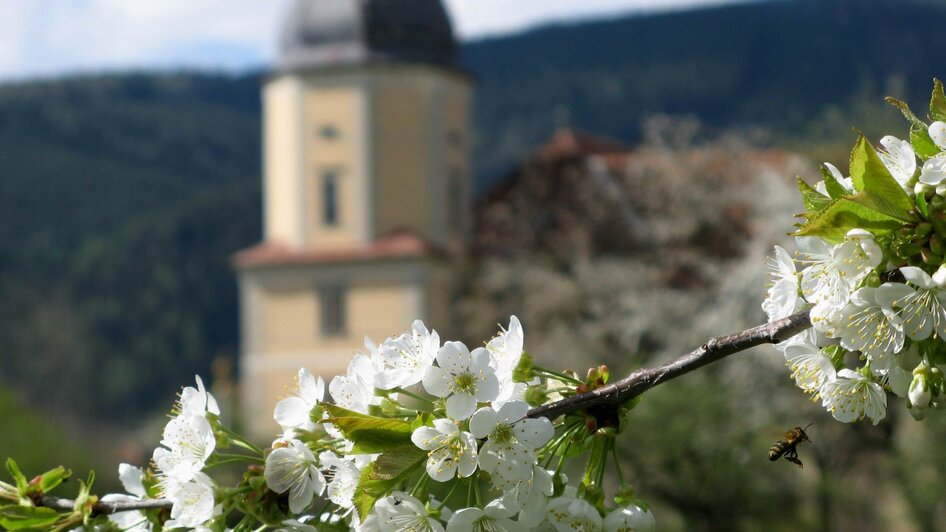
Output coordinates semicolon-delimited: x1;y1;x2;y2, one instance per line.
89;318;653;530
764;81;946;425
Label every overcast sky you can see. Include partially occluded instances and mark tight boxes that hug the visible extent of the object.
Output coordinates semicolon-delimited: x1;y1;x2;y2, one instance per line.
0;0;742;82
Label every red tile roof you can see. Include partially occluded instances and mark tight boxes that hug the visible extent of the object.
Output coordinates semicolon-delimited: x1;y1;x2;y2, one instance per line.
233;230;441;269
535;127;629;161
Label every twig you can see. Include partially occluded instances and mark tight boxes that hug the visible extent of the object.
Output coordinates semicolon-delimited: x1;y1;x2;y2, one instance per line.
527;310;812;419
37;495;172;515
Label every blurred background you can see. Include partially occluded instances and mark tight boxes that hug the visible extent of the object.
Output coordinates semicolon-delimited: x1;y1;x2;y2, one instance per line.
2;0;946;529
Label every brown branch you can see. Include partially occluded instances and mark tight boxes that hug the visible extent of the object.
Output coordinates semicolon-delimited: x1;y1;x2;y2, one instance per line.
31;311;810;515
527;310;812;419
36;495;172;515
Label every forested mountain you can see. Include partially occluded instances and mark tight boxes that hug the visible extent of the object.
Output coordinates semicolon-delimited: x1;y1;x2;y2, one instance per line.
465;0;946;188
2;0;946;422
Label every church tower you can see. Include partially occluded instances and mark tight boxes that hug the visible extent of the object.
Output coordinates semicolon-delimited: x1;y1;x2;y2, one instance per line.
234;0;471;437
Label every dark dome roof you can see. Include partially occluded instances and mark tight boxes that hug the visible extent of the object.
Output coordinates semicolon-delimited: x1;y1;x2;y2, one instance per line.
277;0;458;73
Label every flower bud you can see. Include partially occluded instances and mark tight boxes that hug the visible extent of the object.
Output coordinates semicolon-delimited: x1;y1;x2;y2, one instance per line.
931;233;946;256
512;353;536;383
524;384;550;407
921;248;943;266
909;372;931;409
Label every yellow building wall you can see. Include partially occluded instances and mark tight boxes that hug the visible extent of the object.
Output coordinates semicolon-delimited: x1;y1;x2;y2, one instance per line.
303;86;369;249
374;81;433;238
240;261;430;438
443;81;473;240
263;76;306;247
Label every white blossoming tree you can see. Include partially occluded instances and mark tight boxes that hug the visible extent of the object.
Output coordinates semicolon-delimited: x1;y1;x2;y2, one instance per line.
7;80;946;531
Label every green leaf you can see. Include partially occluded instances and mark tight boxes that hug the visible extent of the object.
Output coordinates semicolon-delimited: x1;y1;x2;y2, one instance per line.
0;506;60;530
886;96;927;130
5;460;27;494
36;467;70;495
890;92;939;159
410;413;435;431
793;197;903;241
910;127;940;159
323;404;412;454
847;135;916;221
797;178;832;212
820;166;848;199
931;78;946;123
352;444;427;519
322;404;373;420
917;192;930;219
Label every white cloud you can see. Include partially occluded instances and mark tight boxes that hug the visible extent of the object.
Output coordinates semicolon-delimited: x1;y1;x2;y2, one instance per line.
0;0;738;81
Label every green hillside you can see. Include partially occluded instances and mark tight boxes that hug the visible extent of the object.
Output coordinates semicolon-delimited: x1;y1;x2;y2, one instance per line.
3;0;946;422
0;73;261;419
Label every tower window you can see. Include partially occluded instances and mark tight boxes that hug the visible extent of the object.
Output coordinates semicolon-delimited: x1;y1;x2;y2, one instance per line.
319;285;346;336
318;124;339;139
323;170;339;226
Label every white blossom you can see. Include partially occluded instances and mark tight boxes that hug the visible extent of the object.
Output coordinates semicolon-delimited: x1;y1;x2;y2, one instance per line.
153;413;216;484
487;316;526;404
101;464;151;531
164;472;217;529
264;439;326;514
179;375;220;418
319;451;361;509
783;340;837;394
275;368;325;432
930;121;946;150
886;365;913;398
446;496;523;532
821;369;887;425
423;341;500;420
836;285;907;369
511;465;554;527
763;245;806;322
375;320;441;390
546;492;603;531
877;135;916;190
410;418;478;482
469;401;553;485
373;492;444;532
892;267;946;341
796;233;879;314
330;353;383;414
919;157;946;186
603;503;656;532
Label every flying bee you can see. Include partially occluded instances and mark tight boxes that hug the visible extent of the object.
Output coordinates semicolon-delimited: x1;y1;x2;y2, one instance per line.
768;423;812;468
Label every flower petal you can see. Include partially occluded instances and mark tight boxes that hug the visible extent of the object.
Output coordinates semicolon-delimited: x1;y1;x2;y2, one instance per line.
437;342;471;374
274;397;312;430
446;392;477;421
497;401;529;424
412;426;446;451
514;418;554;449
422;366;453;398
469;407;498;438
